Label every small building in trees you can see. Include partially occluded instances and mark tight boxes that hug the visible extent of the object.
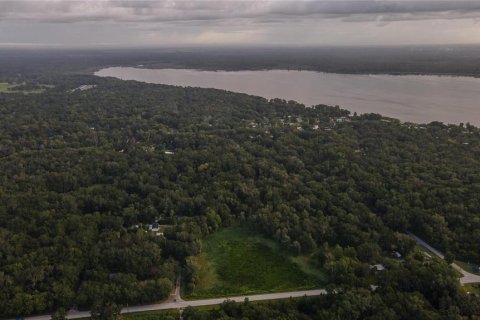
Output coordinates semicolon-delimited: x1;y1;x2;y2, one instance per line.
370;264;386;271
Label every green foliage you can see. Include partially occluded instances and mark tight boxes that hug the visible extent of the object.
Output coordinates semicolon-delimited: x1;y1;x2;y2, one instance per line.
123;310;179;320
0;74;480;317
185;227;323;298
445;252;455;264
91;301;122;320
51;308;67;320
182;294;443;320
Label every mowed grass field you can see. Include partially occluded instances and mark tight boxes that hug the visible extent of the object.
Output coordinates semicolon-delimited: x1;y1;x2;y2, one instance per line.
0;82;54;94
185;226;326;299
0;83;17;92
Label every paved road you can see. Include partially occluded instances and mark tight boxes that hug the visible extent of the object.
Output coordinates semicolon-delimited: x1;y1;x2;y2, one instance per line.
408;232;480;285
20;289;327;320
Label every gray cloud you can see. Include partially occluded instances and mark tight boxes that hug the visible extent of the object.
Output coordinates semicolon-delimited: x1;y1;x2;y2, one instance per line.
1;1;480;47
1;1;480;24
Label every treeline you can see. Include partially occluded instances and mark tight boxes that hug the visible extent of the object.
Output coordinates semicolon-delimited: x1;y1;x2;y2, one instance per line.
183;287;480;320
1;75;480;317
2;45;480;82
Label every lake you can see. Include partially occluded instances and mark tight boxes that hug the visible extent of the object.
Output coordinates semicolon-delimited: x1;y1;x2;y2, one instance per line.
95;67;480;125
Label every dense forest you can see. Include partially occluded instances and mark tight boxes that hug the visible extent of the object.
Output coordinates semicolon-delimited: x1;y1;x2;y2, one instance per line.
2;45;480;83
1;67;480;318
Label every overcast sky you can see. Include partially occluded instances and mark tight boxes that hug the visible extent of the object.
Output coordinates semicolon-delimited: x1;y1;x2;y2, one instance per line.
1;0;480;47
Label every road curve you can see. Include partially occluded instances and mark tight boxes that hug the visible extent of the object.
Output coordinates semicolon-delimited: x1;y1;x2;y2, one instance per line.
20;289;327;320
408;232;480;285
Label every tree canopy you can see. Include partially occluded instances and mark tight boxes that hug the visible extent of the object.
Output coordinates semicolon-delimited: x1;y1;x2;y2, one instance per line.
0;74;479;318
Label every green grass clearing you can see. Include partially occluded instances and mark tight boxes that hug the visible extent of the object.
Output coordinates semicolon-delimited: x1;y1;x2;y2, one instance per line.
0;82;54;94
0;82;18;92
184;226;326;299
463;284;480;295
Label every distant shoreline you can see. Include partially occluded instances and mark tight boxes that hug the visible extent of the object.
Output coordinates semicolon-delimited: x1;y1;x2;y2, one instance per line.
97;65;480;79
95;67;480;126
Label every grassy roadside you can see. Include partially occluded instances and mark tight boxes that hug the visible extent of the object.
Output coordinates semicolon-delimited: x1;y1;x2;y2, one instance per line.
64;295;319;320
184;226;326;300
454;260;480;275
462;284;480;295
415;245;480;281
123;310;179;320
416;245;440;260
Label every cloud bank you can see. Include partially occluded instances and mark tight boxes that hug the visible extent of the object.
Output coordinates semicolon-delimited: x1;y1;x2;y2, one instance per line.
1;1;480;23
1;1;480;47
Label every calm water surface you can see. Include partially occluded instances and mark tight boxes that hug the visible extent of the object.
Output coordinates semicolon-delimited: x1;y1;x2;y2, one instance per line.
95;67;480;125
